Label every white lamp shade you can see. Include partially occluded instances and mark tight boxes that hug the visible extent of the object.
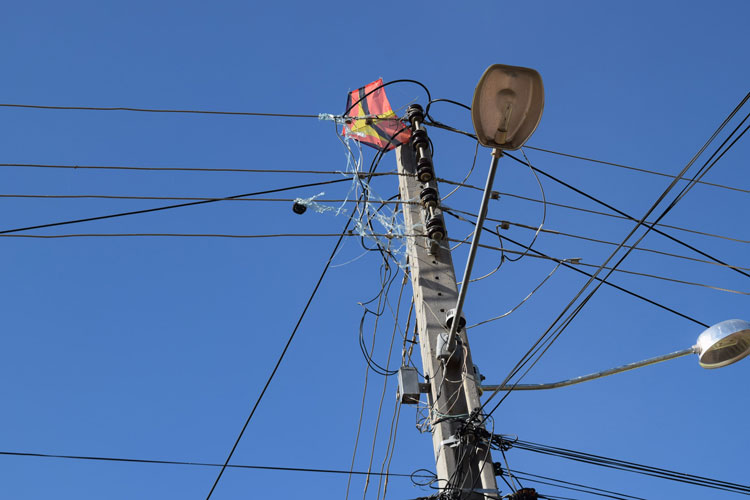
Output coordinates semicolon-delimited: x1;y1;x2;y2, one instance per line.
695;319;750;369
471;64;544;150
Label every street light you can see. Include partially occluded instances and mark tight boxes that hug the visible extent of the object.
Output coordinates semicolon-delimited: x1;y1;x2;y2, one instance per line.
471;64;545;150
480;319;750;392
445;64;545;354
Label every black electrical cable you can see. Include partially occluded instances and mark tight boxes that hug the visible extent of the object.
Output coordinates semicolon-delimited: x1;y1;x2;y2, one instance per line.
0;449;432;479
504;151;750;282
203;215;353;500
524;145;750;196
0;102;321;118
537;495;581;500
0;162;403;175
343;79;432;119
498;219;750;273
444;183;750;245
507;475;635;500
442;209;708;328
507;469;645;500
0;177;352;236
357;269;402;377
506;438;750;496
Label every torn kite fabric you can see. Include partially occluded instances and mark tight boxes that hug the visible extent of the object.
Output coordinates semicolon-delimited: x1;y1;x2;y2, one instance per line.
342;78;411;152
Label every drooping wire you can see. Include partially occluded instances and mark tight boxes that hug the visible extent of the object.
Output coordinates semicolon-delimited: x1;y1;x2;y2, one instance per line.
361;274;409;500
441;140;479;201
467;260;565;330
376;386;404;500
501;147;546;263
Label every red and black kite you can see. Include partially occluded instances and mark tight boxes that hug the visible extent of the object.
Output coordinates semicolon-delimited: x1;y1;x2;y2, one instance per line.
342;79;411;152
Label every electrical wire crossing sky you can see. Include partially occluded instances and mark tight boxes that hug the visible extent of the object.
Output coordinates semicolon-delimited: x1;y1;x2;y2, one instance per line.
0;2;748;500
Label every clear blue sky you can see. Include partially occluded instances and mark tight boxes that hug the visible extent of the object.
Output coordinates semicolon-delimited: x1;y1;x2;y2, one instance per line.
1;1;748;499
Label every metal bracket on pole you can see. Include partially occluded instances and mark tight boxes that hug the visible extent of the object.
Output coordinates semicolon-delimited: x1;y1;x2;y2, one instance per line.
446;149;502;352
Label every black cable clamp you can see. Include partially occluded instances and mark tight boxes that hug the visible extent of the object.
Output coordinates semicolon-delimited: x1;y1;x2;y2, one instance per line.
508;488;538;500
491;433;515;452
493;462;504;476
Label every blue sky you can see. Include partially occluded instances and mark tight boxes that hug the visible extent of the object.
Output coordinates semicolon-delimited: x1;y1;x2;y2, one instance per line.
0;1;749;499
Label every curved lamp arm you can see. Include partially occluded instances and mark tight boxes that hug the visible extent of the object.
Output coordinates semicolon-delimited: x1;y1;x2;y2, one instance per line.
480;347;697;392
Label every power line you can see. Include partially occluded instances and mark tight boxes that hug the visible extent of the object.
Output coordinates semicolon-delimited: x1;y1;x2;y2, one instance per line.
0;446;651;500
442;184;750;245
500;219;750;272
506;469;645;500
0;449;428;479
444;209;709;328
1;173;744;245
448;216;750;296
505;153;750;280
0;193;410;204
424;96;749;197
572;260;749;295
507;475;635;500
425;465;643;500
505;438;750;496
481;93;750;419
9;229;738;294
524;145;750;196
12;185;742;249
0;162;403;176
425;109;750;249
0;233;412;239
204;216;353;499
0;78;431;121
0;177;352;236
0;102;321;118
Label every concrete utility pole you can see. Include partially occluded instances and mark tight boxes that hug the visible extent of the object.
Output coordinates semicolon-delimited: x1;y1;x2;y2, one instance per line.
396;105;498;499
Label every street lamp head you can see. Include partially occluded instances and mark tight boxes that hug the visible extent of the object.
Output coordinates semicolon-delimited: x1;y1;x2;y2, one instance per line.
695;319;750;369
471;64;544;150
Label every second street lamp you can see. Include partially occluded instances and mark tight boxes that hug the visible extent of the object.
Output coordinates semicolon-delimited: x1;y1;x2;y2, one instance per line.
480;319;750;392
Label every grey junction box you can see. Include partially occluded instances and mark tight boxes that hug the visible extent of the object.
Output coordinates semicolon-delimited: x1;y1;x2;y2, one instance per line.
398;366;421;404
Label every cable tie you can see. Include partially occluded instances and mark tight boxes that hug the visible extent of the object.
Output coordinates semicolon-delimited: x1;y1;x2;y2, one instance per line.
439;436;460;448
293;192;341;214
317;113;346;124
